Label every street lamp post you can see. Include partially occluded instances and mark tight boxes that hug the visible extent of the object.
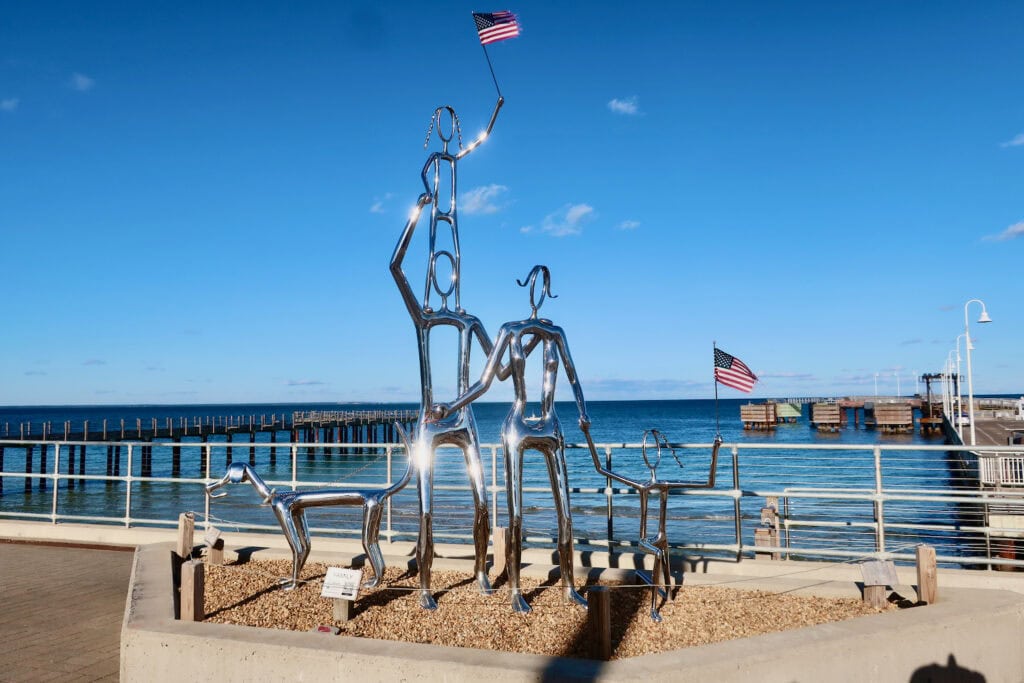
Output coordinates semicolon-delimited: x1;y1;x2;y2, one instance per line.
963;298;993;446
894;371;901;397
874;372;879;398
955;333;969;431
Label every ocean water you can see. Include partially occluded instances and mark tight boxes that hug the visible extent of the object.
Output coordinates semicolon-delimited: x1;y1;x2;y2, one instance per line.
0;399;982;562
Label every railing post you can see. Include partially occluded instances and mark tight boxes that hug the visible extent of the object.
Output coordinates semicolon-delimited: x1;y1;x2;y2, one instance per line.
733;446;743;560
604;446;614;544
291;444;298;491
51;444;61;523
204;442;212;526
385;445;393;544
874;445;885;553
125;444;134;528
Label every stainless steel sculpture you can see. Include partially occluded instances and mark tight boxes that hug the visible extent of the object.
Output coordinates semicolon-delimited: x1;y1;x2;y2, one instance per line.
584;426;722;621
205;422;414;590
431;265;589;613
391;96;504;610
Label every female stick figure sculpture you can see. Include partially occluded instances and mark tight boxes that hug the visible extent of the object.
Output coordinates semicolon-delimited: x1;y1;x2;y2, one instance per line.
390;96;503;610
582;427;722;622
431;266;589;613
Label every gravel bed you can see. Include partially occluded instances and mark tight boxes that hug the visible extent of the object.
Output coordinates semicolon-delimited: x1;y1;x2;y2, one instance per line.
204;559;894;660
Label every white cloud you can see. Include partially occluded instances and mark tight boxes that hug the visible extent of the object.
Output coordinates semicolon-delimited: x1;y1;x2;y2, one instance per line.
1000;133;1024;148
984;220;1024;242
618;219;640;230
369;192;393;214
286;379;325;386
1;98;18;112
538;203;595;237
461;184;509;215
607;96;640;116
70;73;95;92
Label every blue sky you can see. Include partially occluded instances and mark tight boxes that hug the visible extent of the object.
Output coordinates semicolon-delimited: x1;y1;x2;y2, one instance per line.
1;1;1021;406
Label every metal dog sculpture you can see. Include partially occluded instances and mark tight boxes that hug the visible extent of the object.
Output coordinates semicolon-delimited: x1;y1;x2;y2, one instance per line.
205;421;414;590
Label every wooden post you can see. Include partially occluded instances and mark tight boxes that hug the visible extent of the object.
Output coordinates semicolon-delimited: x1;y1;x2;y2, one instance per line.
24;445;32;493
172;438;181;477
588;586;611;661
209;538;225;565
332;598;353;622
270;430;277;466
916;544;937;604
78;443;85;487
38;444;47;491
0;444;4;494
177;512;195;560
180;561;205;621
492;526;507;577
249;432;256;466
66;444;76;488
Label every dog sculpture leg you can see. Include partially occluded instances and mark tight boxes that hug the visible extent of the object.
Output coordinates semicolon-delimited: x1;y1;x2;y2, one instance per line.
361;499;385;588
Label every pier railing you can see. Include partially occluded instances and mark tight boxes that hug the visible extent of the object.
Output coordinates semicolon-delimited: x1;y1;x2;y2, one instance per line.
2;438;1024;569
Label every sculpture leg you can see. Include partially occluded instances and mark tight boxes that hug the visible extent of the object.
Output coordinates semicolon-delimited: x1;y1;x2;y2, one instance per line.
504;439;530;613
273;502;306;590
415;438;437;610
546;446;587;609
461;435;493;595
361;500;385;588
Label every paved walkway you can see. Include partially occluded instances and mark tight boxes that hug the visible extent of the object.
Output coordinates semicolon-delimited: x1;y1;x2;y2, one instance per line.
0;541;133;682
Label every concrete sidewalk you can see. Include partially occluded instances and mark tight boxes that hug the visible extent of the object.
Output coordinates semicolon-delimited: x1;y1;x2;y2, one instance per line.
0;541;133;682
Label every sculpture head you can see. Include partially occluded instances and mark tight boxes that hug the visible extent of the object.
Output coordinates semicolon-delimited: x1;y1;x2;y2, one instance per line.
426;248;459;312
517;265;557;319
423;105;462;154
205;462;275;505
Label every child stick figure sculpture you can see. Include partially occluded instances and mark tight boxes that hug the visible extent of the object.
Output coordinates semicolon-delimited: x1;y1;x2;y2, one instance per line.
431;266;589;613
583;427;722;621
390;96;503;610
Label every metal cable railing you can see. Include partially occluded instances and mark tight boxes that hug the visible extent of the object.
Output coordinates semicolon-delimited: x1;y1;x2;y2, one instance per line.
2;439;1024;568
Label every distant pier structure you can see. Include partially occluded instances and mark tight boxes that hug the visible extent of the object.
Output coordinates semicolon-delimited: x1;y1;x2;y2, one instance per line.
0;409;417;492
743;394;938;434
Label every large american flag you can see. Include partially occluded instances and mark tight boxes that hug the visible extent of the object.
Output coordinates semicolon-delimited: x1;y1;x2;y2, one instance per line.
714;348;758;393
473;11;520;45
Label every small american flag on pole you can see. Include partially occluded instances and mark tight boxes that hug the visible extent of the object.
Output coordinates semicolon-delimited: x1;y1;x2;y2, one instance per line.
473;11;520;45
714;348;758;393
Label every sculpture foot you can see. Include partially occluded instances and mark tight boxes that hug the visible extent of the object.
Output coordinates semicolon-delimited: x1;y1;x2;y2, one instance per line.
565;588;588;609
511;591;531;614
362;576;381;589
476;570;494;596
278;578;301;591
649;608;663;623
419;590;438;611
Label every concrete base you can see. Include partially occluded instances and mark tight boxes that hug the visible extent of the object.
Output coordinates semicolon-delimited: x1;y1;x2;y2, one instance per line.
119;540;1024;682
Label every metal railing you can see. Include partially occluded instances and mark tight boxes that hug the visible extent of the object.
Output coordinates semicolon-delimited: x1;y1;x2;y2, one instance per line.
3;438;1024;568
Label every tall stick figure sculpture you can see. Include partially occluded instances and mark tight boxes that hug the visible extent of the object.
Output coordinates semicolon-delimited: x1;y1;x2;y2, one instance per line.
391;96;503;610
431;266;589;613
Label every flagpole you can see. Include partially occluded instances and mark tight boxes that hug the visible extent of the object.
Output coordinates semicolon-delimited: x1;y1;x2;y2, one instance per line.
713;341;721;437
480;43;502;98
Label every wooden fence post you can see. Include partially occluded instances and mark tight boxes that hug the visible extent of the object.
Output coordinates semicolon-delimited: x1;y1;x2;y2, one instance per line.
180;561;205;621
589;586;611;661
916;545;937;604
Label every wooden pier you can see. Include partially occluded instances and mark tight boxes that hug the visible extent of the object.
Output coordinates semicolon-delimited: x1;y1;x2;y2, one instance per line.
0;410;417;493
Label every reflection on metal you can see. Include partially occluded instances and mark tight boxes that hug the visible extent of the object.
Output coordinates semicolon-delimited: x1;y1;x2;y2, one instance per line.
585;427;723;621
205;422;414;591
433;266;589;613
390;97;504;610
